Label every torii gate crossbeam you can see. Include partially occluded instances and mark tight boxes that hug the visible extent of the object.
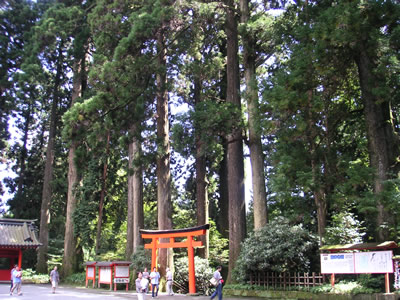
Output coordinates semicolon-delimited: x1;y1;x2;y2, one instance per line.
140;224;209;294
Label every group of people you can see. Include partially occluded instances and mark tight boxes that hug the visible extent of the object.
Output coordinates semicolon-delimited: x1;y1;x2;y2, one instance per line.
9;265;23;296
135;265;223;300
9;265;60;296
135;267;174;299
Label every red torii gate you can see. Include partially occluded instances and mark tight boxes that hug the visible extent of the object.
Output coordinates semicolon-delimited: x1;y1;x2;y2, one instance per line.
140;224;209;294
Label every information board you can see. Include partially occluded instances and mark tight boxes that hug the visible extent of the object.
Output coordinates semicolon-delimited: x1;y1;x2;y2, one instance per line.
354;251;393;273
321;251;393;274
115;265;129;278
99;267;112;283
321;253;355;274
87;266;95;277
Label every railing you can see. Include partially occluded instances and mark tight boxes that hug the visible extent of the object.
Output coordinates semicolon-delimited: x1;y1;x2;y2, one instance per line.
249;272;325;290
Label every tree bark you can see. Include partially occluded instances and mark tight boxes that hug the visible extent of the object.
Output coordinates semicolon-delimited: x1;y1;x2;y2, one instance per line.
62;55;85;277
355;44;400;241
194;74;209;259
37;43;63;274
14;101;32;213
240;0;268;230
225;0;246;283
156;29;173;277
95;132;110;255
218;142;229;239
126;123;144;259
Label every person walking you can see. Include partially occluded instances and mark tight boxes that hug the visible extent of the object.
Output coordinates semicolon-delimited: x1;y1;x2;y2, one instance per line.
142;267;150;293
136;272;149;300
50;266;60;293
149;267;160;298
10;264;17;292
10;266;22;296
210;266;223;300
166;267;174;296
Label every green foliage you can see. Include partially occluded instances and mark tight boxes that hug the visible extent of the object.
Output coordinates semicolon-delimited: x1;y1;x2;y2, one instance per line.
21;268;49;284
208;220;229;268
324;210;366;245
232;218;318;283
310;280;377;295
174;256;213;295
130;246;152;272
64;272;86;285
357;274;384;292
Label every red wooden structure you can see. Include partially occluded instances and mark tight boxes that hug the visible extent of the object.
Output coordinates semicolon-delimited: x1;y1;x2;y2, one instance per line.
140;224;209;294
112;261;131;291
84;261;97;288
0;219;41;282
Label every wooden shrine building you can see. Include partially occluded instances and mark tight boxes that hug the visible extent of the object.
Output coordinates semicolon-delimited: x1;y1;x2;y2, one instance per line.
0;218;41;282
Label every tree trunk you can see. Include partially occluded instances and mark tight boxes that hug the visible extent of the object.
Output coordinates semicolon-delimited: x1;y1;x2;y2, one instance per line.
355;45;400;241
240;0;268;230
62;55;85;277
126;123;144;259
156;29;173;277
37;43;63;274
14;101;32;215
218;142;229;239
305;90;327;244
194;74;209;259
95;132;110;255
225;0;246;283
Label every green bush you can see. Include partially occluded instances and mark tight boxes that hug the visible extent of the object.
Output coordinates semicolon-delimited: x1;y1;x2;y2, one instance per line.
130;245;152;272
232;217;319;283
174;256;214;295
21;268;50;284
64;272;86;285
357;274;384;292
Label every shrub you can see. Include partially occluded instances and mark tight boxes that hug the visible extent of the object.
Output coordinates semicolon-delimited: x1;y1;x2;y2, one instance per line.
174;256;214;295
64;272;86;285
21;268;50;284
357;274;384;292
232;217;319;283
130;245;152;272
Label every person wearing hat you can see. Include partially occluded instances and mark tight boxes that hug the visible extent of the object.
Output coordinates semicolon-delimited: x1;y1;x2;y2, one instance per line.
166;267;174;296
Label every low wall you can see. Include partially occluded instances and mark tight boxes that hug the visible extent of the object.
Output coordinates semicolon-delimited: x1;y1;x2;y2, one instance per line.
224;288;400;300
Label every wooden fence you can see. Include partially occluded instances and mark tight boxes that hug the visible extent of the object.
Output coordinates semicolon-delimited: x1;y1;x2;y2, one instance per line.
249;272;326;290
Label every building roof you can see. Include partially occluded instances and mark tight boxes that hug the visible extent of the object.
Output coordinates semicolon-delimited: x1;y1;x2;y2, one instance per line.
0;218;42;248
320;241;398;252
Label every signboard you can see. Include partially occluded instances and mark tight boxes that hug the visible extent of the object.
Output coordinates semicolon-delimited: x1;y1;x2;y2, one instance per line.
321;251;393;274
354;251;393;273
99;266;112;283
321;253;355;274
115;265;129;278
87;266;95;277
114;278;129;283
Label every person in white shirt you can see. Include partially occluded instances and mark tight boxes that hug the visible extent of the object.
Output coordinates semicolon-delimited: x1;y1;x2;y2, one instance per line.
136;272;149;300
166;267;174;296
149;267;160;298
210;266;223;300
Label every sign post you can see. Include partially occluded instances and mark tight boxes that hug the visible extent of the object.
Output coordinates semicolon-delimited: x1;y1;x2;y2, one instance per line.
320;242;398;293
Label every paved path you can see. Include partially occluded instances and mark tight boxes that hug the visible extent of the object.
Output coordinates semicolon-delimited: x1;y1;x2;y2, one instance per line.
1;283;257;300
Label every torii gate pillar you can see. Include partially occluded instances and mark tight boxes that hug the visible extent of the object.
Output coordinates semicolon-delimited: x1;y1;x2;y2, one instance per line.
140;224;209;294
